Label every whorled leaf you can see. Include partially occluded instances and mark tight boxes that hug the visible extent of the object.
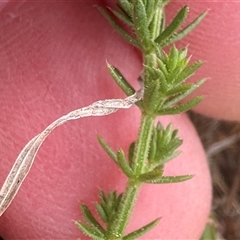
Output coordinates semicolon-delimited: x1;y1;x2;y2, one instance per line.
116;149;134;178
166;45;179;72
80;204;105;235
165;83;193;96
75;221;105;240
143;174;194;184
128;141;135;169
164;10;208;46
155;6;189;45
132;0;151;51
148;122;182;166
97;135;117;164
107;63;136;96
148;128;157;163
173;61;203;86
95;203;108;223
99;7;140;48
108;7;134;27
117;0;133;19
123;218;161;240
143;79;163;114
97;191;123;224
138;168;164;182
158;96;203;115
164;79;206;107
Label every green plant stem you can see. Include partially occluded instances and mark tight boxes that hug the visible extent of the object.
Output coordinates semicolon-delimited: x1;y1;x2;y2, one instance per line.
132;114;154;174
107;114;155;239
107;180;140;239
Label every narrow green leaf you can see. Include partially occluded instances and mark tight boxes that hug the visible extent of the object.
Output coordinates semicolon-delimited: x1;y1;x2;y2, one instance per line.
107;63;143;109
95;203;108;223
148;128;157;163
167;45;179;72
117;149;134;178
159;6;166;34
75;221;105;240
144;175;194;184
81;204;105;235
164;79;206;107
103;198;113;219
153;68;168;93
143;64;162;82
165;84;192;96
149;2;163;40
97;135;117;164
145;0;155;23
178;47;188;62
133;0;151;50
109;184;139;236
155;133;182;164
128;142;135;168
138;169;163;182
158;150;181;165
156;121;164;131
200;218;217;240
166;66;182;84
107;63;136;96
108;7;133;27
161;123;173;145
117;0;133;19
166;83;192;97
123;218;161;240
166;10;208;46
162;0;170;6
158;96;203;115
157;57;168;77
99;190;107;204
98;191;122;224
143;79;164;114
116;192;123;207
99;7;140;48
174;61;203;85
155;6;189;44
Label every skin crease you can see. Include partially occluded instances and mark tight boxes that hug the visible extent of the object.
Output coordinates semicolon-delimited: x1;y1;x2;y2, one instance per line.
0;0;238;239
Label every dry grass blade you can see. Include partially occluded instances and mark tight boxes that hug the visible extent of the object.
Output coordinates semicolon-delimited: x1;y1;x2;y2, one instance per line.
0;91;143;217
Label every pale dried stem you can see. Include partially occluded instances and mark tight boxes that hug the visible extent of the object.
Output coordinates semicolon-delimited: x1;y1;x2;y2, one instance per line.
0;89;143;217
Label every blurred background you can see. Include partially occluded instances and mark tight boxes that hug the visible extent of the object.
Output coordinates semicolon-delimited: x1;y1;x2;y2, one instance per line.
189;111;240;240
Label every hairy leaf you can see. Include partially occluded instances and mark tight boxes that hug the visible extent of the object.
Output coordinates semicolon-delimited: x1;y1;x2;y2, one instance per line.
166;10;208;46
95;203;108;223
128;141;135;168
81;204;105;235
117;0;133;19
97;135;117;164
138;169;163;182
158;96;203;115
164;79;206;107
107;63;136;96
123;218;161;240
109;7;133;27
174;61;203;85
155;6;189;44
133;0;151;50
144;174;194;184
99;7;140;48
75;222;105;240
117;149;134;178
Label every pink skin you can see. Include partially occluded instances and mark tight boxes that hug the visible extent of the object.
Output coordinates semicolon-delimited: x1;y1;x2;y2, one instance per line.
0;1;238;239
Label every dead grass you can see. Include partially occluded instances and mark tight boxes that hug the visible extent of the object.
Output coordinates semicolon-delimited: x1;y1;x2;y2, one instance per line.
189;111;240;240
